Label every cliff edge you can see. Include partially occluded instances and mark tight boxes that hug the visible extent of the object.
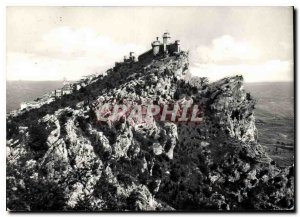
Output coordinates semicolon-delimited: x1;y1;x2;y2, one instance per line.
6;51;294;211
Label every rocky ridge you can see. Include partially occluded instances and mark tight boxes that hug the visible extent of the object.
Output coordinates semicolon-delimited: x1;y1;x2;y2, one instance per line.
7;51;294;211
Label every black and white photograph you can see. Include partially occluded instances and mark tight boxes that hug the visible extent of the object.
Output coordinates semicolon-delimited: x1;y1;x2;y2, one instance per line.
5;6;295;212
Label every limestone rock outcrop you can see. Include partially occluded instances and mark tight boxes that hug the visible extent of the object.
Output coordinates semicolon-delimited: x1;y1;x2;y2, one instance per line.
6;51;294;211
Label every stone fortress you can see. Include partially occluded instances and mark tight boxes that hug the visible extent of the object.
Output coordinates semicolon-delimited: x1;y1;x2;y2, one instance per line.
113;32;181;70
139;32;181;61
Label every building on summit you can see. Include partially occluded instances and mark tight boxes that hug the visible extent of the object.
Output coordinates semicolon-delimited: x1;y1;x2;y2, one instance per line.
124;52;138;63
139;32;181;61
113;32;180;69
114;51;138;70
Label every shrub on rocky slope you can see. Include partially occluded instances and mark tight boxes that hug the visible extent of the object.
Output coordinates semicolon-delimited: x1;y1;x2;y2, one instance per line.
6;52;294;211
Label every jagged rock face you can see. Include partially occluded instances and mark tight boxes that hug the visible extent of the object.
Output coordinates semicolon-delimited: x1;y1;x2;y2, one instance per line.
6;52;294;211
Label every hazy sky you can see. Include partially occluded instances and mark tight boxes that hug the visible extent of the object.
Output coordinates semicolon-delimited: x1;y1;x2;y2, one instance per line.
7;7;293;82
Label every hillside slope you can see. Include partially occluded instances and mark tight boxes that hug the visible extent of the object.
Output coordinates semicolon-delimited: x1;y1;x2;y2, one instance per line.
6;51;294;211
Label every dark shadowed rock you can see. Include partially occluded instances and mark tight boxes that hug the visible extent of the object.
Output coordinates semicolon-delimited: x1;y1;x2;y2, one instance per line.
6;50;294;211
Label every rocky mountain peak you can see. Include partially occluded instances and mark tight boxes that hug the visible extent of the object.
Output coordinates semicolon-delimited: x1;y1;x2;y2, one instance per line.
7;47;294;211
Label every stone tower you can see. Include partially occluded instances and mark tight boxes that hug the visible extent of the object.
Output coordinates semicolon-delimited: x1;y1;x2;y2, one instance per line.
151;37;161;56
129;52;134;60
163;32;171;53
175;40;181;53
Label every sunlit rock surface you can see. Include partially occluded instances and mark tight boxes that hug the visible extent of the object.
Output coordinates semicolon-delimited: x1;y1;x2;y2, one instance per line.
6;51;294;211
